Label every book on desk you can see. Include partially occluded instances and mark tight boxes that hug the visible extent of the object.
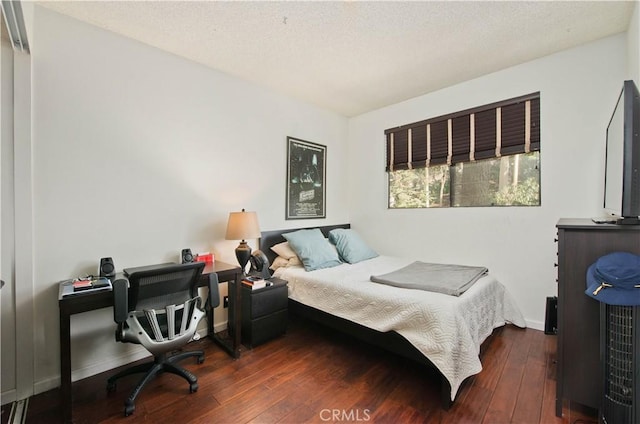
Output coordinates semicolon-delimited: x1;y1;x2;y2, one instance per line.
242;276;273;290
58;277;112;299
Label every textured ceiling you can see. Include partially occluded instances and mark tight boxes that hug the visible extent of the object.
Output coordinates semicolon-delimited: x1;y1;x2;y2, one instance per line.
37;1;634;117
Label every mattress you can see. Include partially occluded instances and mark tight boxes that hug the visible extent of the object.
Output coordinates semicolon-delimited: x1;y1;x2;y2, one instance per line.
273;255;526;400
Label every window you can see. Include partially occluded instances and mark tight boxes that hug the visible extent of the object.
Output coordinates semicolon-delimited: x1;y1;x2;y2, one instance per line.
386;93;540;208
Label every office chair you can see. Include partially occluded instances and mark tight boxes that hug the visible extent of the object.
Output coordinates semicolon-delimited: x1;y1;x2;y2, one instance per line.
106;262;220;416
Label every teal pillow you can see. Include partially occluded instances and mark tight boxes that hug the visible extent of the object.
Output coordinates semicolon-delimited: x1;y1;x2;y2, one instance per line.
283;229;342;271
328;229;378;264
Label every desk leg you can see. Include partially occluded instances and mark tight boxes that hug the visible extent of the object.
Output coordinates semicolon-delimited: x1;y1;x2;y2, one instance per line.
208;272;242;358
206;299;214;336
232;273;241;357
59;308;72;423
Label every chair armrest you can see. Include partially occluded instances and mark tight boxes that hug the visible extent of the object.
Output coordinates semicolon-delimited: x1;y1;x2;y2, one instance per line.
207;273;220;309
113;278;129;323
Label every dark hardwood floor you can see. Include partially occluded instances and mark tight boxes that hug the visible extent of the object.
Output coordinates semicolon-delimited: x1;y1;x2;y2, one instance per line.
4;318;597;423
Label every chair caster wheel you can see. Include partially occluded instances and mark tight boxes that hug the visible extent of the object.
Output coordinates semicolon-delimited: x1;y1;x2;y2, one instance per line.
197;355;205;364
124;404;135;417
106;381;116;392
190;382;198;393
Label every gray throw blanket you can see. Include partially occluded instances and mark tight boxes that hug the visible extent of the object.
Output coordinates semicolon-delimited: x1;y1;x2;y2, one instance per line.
370;261;488;296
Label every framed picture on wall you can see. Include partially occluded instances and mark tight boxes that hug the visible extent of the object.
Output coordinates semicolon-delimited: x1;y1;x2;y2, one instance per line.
286;137;326;219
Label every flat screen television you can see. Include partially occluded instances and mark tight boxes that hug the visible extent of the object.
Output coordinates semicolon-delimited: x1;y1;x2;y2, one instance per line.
603;80;640;224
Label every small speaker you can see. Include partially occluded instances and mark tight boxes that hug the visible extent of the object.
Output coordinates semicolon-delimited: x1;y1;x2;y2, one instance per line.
181;248;194;264
99;257;116;279
544;296;558;335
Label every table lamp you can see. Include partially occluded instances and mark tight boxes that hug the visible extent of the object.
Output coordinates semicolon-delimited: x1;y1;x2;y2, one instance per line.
225;209;261;273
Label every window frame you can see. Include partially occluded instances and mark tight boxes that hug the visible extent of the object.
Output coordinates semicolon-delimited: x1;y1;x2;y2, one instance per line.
385;93;541;209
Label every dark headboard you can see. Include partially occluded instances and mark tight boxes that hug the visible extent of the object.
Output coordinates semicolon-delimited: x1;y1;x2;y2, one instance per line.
259;224;351;266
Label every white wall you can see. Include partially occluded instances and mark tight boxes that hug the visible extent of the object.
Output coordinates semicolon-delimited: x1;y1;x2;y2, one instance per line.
30;6;348;393
348;34;626;329
628;2;639;83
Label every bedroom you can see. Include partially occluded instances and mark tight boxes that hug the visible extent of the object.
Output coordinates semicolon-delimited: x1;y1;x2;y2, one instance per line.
1;1;639;422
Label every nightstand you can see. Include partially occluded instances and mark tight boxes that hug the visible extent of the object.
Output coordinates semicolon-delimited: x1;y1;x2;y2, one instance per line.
229;277;288;348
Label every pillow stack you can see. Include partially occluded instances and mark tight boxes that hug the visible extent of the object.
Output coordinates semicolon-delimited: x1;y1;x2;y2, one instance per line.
271;227;378;272
269;242;302;270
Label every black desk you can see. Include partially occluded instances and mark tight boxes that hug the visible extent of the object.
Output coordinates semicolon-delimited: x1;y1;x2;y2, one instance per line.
58;261;241;424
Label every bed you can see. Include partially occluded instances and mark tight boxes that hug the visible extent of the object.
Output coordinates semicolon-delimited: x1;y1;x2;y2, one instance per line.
259;224;526;409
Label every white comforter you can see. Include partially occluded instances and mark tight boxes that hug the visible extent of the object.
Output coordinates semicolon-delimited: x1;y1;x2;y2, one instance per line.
273;255;526;400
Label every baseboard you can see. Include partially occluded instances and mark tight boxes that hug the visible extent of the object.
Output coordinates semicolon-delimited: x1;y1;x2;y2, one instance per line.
74;348;152;382
33;347;151;395
33;377;59;397
525;319;544;332
213;321;227;333
33;326;219;396
0;388;16;405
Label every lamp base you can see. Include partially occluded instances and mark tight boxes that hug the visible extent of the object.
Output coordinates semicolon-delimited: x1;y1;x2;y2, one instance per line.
235;240;252;274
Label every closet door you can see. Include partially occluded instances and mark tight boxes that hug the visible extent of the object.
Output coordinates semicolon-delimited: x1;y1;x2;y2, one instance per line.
1;12;17;403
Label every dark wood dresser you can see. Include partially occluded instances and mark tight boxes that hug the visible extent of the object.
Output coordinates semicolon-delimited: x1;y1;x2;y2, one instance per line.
556;218;640;416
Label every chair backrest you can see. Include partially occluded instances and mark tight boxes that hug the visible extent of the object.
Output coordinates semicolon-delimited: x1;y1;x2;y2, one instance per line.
125;262;205;312
114;262;207;353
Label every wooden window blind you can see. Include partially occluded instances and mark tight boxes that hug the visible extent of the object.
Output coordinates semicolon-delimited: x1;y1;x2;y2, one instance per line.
384;92;540;171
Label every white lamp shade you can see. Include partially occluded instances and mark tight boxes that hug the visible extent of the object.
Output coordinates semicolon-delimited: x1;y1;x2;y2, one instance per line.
225;210;260;240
